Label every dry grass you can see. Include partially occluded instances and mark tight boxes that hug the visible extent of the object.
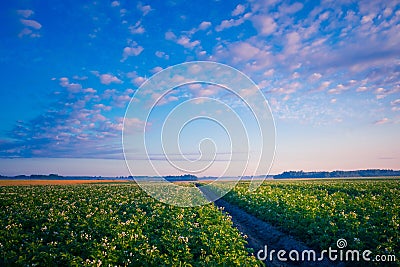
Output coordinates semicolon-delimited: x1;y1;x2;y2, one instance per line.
0;180;129;186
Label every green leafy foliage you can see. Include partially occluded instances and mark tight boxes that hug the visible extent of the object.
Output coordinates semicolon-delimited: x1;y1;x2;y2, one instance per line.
213;179;399;262
0;184;261;266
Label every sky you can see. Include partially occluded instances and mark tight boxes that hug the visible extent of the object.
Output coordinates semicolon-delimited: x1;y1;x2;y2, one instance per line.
0;0;399;177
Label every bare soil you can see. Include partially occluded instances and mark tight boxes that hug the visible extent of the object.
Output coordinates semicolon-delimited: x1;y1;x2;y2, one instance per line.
197;185;339;267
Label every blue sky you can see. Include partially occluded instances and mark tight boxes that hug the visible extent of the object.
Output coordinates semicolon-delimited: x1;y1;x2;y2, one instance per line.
0;0;399;176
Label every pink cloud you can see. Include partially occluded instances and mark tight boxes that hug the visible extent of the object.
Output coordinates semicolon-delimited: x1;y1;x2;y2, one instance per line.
100;74;122;85
176;36;200;49
121;44;144;62
133;76;146;86
278;2;303;14
198;21;212;30
137;3;152;16
129;21;145;34
229;42;260;61
374;118;389;125
155;51;169;59
216;17;245;32
92;113;107;122
285;32;301;55
121;117;150;132
84;88;97;94
20;19;42;29
17;9;34;18
251;15;277;35
58;77;83;93
356;86;368;92
151;66;163;73
94;104;112;111
165;31;177;40
111;1;120;7
232;4;246;16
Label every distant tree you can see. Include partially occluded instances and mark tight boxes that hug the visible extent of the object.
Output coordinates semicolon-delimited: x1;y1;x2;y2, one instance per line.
164;174;198;181
274;169;400;179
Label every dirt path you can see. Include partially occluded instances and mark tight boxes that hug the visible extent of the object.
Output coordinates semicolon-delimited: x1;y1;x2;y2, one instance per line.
197;185;338;267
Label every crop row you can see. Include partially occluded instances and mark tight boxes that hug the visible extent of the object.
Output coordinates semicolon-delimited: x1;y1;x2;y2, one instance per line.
0;184;261;266
212;179;399;262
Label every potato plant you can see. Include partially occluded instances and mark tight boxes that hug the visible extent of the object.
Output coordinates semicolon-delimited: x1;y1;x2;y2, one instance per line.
213;179;399;262
0;184;261;266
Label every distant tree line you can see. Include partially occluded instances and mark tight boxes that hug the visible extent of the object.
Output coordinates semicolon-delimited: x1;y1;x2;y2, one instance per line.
1;170;399;180
163;174;198;181
274;169;400;179
2;174;61;179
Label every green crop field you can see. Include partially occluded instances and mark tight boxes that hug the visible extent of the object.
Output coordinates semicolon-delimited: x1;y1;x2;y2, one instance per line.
1;179;399;266
0;184;260;266
212;179;400;262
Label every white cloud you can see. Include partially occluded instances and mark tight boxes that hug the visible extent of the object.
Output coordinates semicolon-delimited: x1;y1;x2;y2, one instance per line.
391;99;400;105
59;77;69;87
111;1;120;7
176;36;200;49
309;73;322;81
213;39;272;71
328;84;348;94
18;14;42;38
18;28;33;38
361;14;375;24
129;21;145;34
374;118;389;125
312;81;331;92
59;77;83;93
232;4;246;16
198;21;212;30
151;66;163;73
84;88;97;94
92;113;107;122
67;83;83;93
278;2;303;14
155;51;169;60
230;42;260;61
100;74;122;85
216;17;245;32
165;31;177;41
126;71;146;86
318;11;330;21
20;19;42;29
251;15;277;35
121;43;144;62
383;7;393;17
165;30;200;49
123;117;150;132
264;69;274;77
137;3;152;16
285;32;301;54
94;104;112;111
188;84;202;90
133;76;146;86
17;9;34;18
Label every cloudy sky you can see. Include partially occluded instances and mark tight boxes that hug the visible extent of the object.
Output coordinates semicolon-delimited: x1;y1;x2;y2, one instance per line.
0;0;399;176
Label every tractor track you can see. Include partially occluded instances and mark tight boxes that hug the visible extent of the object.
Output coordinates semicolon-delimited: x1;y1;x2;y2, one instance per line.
196;184;340;267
